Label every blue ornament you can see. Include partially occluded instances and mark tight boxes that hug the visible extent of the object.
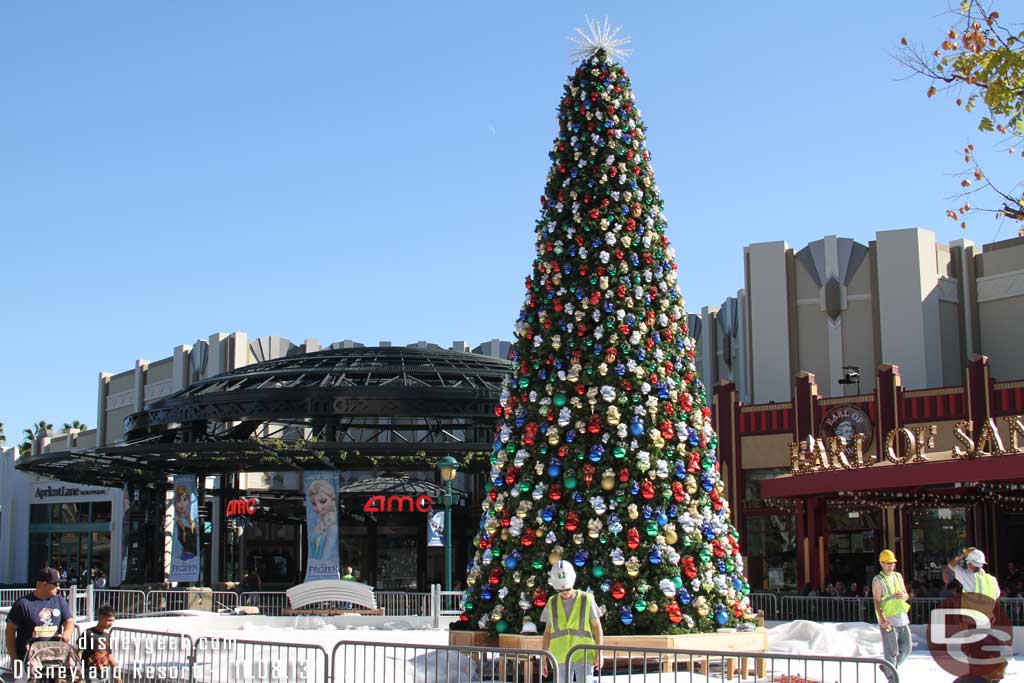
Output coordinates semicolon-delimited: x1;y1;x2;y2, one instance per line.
573;549;589;567
648;547;662;564
701;473;714;492
715;610;729;626
732;577;744;592
482;588;493;601
620;606;634;625
616;364;626;376
629;418;645;437
600;580;612;593
566;430;578;443
716;559;727;572
641;505;654;520
677;589;692;605
588;445;604;462
505;555;519;569
636;349;646;362
572;491;584;504
542;507;555;523
548;459;562;478
656;511;668;527
630;481;640;495
658;384;670;399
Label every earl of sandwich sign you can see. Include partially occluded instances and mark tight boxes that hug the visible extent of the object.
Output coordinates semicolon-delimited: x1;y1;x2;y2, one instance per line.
790;415;1024;475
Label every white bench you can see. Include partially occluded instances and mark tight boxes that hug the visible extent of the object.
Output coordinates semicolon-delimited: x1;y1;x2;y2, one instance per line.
284;580;383;615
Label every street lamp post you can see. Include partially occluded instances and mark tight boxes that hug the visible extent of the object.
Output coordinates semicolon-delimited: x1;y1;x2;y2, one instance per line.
436;455;459;592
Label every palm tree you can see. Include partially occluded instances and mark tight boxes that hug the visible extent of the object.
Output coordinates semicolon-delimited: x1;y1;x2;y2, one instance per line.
62;420;88;433
0;421;6;444
19;420;54;457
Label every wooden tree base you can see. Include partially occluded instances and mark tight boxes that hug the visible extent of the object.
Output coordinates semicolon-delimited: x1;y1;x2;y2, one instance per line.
450;629;769;679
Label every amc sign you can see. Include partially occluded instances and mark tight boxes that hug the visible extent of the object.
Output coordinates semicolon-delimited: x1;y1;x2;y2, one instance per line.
225;497;259;517
363;495;434;513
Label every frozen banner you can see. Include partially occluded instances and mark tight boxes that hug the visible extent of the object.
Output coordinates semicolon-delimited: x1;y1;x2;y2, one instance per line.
304;471;340;581
169;475;200;583
427;510;445;548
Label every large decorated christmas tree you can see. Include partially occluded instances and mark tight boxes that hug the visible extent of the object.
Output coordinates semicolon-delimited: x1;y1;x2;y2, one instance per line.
458;20;756;636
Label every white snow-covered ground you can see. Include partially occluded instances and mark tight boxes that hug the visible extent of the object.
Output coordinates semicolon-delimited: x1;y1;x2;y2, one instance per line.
71;614;1022;682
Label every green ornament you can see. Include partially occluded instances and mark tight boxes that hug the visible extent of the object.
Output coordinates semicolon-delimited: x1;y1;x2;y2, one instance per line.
599;534;609;544
634;598;647;612
613;446;626;459
699;547;712;564
518;378;530;389
553;393;568;407
539;446;548;456
484;482;493;493
506;443;516;454
496;619;509;634
464;600;474;610
532;559;544;570
591;565;605;579
564;475;578;490
519;481;532;492
725;558;735;572
645;521;658;537
672;576;683;589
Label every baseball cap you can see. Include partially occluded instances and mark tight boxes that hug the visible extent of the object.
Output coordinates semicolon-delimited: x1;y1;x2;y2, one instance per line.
36;567;61;584
966;549;987;566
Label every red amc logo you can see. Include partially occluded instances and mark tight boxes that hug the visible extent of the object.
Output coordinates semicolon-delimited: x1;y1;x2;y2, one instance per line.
225;497;259;517
363;495;434;513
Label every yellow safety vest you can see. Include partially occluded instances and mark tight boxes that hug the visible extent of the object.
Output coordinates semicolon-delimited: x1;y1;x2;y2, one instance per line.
967;570;999;600
877;572;910;618
548;591;597;665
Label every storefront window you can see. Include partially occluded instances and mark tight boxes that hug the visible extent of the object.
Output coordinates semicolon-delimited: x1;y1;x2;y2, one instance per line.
27;500;113;582
744;468;790;503
744;514;797;592
827;509;881;592
912;508;967;587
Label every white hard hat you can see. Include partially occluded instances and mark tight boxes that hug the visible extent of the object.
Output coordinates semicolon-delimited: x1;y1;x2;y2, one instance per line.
548;560;577;591
966;549;987;567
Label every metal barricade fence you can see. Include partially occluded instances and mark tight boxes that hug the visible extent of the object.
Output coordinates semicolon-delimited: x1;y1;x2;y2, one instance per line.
747;592;778;620
95;588;148;618
193;636;329;683
376;591;431;616
1001;596;1024;626
780;595;873;623
109;626;194;682
0;588;33;608
567;643;899;683
331;639;561;683
239;591;289;615
145;589;239;613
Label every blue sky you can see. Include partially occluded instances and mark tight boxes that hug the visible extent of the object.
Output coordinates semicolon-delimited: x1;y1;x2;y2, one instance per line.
1;1;1018;440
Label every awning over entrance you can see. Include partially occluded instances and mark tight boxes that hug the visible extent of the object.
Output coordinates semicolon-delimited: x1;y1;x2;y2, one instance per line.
761;453;1024;498
338;476;466;504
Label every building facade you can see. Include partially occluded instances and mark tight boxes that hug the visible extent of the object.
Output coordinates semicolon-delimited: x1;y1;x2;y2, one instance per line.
697;229;1024;594
6;336;511;588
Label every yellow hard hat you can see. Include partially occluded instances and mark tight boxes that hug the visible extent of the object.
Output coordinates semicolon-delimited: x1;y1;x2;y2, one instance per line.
879;549;897;564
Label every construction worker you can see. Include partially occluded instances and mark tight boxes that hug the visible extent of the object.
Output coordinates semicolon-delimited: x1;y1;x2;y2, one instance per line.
872;549;911;682
946;547;1006;682
540;560;604;682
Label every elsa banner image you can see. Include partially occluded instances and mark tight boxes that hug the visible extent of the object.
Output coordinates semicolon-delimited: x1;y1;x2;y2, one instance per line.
169;474;200;583
304;471;340;581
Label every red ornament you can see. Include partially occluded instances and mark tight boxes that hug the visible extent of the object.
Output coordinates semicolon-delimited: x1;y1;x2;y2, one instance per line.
626;527;641;550
672;481;686;503
582;463;596;487
489;567;502;585
666;603;683;624
565;512;580;532
682;557;697;580
549;484;563;502
522;529;536;547
587;414;602;434
611;582;626;601
533;589;548;608
640;480;655;500
618;468;630;483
